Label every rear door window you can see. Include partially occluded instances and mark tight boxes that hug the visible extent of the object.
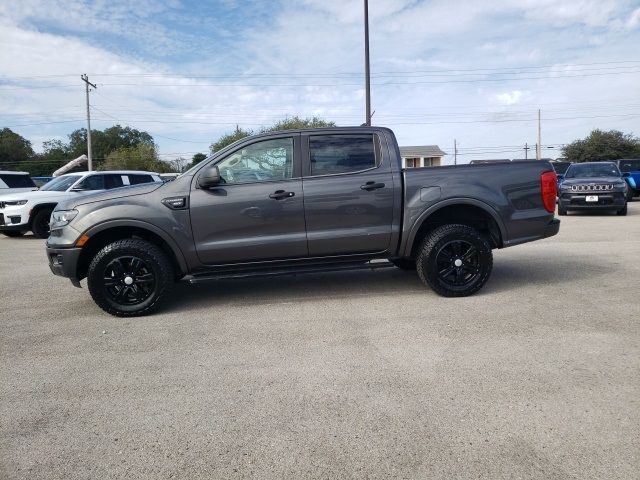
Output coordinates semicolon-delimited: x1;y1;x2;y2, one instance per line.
104;174;125;189
308;135;376;176
76;175;105;190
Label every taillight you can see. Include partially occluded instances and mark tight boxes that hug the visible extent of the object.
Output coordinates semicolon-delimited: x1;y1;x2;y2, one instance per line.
541;170;557;213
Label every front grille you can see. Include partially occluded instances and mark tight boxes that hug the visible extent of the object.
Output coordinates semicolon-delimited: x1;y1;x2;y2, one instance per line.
570;184;614;192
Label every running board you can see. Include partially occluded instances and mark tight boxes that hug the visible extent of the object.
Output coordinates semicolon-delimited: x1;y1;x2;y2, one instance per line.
185;259;396;284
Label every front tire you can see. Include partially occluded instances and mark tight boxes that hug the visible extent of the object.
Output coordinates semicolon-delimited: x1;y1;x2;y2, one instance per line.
31;209;52;239
558;206;567;216
87;239;174;317
617;204;628;216
416;224;493;297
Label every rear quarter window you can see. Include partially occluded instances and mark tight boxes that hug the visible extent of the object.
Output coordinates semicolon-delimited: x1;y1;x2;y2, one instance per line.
0;174;36;188
127;174;155;185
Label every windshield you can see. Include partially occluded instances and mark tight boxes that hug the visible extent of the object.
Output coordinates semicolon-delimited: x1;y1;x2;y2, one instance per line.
40;175;82;191
565;163;620;179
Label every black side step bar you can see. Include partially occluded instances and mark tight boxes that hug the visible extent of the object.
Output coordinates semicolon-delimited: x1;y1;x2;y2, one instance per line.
185;260;396;284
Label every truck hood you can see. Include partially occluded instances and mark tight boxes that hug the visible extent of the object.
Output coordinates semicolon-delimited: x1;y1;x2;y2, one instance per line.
69;182;165;208
562;177;623;185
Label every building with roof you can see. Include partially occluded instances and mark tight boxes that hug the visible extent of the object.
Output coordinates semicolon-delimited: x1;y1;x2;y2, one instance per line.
399;145;446;168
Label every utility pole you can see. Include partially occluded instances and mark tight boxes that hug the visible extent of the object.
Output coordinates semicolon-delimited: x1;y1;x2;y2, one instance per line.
364;0;371;126
536;108;541;160
524;142;530;160
454;139;458;165
81;74;97;171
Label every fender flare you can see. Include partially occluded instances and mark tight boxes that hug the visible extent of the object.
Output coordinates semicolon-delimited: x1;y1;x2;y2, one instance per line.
402;198;507;257
83;219;189;274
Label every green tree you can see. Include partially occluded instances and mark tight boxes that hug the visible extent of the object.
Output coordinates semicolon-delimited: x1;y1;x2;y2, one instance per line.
67;125;155;167
210;126;253;153
190;152;207;168
262;116;335;133
209;117;336;154
0;128;35;170
99;144;173;173
562;130;640;162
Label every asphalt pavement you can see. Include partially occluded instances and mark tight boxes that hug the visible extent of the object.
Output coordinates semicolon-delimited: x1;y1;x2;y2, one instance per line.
1;204;639;479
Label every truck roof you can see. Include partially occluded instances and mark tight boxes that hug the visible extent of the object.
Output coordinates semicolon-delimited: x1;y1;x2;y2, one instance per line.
58;170;160;176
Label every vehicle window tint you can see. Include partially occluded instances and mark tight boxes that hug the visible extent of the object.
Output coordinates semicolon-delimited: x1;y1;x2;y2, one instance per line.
619;160;640;172
128;174;155;185
309;134;376;175
216;137;294;184
76;175;105;190
0;174;36;188
104;174;125;189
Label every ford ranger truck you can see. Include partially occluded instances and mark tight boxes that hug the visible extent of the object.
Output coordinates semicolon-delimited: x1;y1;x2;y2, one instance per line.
45;127;560;316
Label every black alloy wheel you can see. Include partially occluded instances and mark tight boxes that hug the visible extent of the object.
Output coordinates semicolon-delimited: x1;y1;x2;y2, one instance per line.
434;240;481;288
87;239;173;316
103;256;156;306
416;224;493;297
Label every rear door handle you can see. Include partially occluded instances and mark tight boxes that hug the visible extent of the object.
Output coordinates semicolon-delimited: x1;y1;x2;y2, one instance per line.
360;181;385;191
269;190;295;200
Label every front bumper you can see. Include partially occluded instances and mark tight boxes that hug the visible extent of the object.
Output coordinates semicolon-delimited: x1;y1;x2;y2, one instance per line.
0;205;31;230
559;191;626;210
46;246;83;287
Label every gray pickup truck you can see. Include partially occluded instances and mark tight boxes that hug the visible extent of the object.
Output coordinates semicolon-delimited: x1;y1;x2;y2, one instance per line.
46;127;559;316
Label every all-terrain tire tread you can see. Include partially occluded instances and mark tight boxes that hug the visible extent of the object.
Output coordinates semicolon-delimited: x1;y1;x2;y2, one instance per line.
87;239;173;317
416;224;493;297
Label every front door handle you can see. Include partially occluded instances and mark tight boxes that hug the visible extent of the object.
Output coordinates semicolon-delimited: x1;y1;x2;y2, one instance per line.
360;181;385;191
269;190;295;200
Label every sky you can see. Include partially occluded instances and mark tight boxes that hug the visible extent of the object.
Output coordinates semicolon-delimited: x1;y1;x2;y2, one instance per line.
1;0;639;167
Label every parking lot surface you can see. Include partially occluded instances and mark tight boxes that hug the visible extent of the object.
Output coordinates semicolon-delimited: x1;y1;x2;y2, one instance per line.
1;205;639;479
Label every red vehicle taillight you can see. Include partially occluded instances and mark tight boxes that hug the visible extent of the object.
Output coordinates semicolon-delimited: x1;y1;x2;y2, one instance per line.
541;170;557;213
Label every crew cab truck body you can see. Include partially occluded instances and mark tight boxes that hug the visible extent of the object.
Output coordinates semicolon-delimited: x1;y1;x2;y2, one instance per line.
0;170;161;238
46;127;559;316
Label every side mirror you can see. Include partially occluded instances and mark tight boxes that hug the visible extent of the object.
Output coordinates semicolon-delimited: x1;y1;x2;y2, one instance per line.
198;165;221;188
556;174;564;182
622;172;630;178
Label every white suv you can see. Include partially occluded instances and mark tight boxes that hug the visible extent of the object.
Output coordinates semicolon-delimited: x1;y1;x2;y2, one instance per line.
0;170;161;238
0;171;38;194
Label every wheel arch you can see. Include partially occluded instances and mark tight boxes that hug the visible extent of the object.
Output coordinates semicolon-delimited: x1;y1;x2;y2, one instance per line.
76;220;188;281
403;199;506;258
28;203;57;227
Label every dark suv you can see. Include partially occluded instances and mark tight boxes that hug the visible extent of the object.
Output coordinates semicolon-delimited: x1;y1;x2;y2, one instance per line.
557;162;628;216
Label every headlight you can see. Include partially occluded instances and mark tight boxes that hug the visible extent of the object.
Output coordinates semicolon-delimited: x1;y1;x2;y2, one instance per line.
3;200;28;206
50;209;78;229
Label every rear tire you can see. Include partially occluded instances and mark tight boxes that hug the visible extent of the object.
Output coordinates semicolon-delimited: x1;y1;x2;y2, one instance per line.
617;204;628;216
87;239;174;317
1;231;24;237
416;224;493;297
31;209;52;239
390;258;416;270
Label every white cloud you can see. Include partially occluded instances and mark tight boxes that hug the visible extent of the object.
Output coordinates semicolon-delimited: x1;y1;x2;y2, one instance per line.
627;8;640;29
494;91;524;105
0;0;639;165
